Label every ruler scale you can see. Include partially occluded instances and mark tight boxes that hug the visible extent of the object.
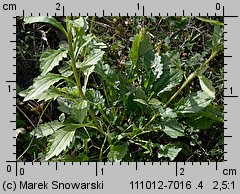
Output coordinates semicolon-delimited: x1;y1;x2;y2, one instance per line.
1;0;239;193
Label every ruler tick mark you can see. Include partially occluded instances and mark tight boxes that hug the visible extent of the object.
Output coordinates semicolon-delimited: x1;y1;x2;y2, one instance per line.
224;15;239;17
175;162;178;176
224;95;238;98
96;162;98;176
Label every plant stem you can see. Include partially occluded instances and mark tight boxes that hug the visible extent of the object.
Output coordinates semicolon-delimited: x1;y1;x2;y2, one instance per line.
90;16;95;34
143;112;160;129
163;47;223;108
66;18;104;135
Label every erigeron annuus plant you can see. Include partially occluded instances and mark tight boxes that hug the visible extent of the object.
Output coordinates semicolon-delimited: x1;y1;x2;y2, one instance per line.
20;16;106;160
19;16;224;162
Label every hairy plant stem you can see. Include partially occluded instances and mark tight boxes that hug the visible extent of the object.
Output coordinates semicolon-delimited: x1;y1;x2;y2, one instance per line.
66;19;104;135
163;46;223;108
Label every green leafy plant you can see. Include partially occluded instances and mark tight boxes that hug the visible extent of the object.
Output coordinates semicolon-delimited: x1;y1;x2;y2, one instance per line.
18;16;224;162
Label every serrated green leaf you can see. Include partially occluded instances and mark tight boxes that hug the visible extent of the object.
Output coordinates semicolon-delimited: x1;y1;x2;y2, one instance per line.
198;75;215;98
74;35;93;58
40;48;68;76
157;144;182;161
77;51;104;71
77;50;104;94
31;120;64;138
19;73;64;101
57;98;89;123
160;119;185;138
154;68;183;94
24;16;67;37
195;17;224;26
107;143;129;162
35;87;64;101
176;91;211;114
212;25;223;53
45;124;79;160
